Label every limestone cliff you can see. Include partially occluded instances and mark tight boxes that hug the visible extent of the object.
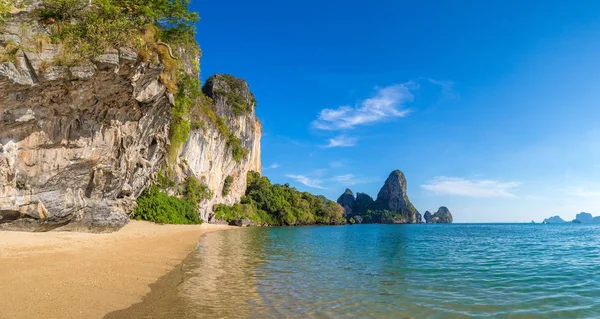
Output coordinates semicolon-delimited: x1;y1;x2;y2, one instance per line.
336;188;355;217
175;74;261;221
0;4;261;230
374;170;421;223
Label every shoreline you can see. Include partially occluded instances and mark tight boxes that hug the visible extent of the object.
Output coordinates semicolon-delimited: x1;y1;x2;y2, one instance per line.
104;230;213;319
0;220;236;319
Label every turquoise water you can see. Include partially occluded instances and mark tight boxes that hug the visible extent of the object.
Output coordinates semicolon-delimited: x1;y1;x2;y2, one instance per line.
109;224;600;318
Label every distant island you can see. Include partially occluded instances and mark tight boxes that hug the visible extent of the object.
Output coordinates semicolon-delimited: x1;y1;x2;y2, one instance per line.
542;212;600;224
337;170;452;224
424;207;453;224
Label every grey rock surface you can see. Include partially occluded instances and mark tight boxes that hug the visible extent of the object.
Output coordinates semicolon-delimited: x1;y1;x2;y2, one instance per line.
424;206;453;224
374;170;420;223
336;188;355;217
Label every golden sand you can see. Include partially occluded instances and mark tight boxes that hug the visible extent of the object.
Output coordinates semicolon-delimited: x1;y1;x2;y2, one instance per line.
0;221;234;319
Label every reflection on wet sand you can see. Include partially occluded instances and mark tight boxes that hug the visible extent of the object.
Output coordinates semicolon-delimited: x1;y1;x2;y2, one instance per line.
105;228;271;319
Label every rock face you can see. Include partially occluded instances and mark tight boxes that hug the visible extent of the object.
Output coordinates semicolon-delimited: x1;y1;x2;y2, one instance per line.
423;211;433;223
0;6;175;231
373;170;421;223
424;207;453;224
0;7;261;231
336;188;355;217
542;216;566;224
176;75;261;221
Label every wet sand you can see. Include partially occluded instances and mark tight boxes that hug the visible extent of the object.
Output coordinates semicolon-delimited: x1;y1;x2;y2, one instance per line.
0;221;234;319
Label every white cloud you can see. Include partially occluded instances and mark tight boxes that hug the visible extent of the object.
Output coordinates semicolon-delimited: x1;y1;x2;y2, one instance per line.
567;187;600;198
285;174;325;189
421;177;520;198
323;135;358;148
312;83;414;130
265;163;280;170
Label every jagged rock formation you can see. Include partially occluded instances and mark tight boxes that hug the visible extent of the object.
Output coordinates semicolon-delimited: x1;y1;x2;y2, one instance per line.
336;188;355;217
0;5;261;231
424;207;453;224
175;75;261;221
372;170;421;223
336;169;422;224
542;216;566;224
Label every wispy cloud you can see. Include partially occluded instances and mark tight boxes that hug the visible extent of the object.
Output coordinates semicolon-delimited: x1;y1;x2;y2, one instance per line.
265;163;280;170
330;174;356;184
428;78;457;97
285;174;325;189
330;174;378;186
567;187;600;198
312;83;414;130
323;135;358;148
421;177;520;198
329;161;345;168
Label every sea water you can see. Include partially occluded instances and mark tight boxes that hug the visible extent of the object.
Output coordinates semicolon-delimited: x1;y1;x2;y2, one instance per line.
108;224;600;318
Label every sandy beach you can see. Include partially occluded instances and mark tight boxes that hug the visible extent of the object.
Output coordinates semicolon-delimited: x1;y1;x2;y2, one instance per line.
0;221;234;319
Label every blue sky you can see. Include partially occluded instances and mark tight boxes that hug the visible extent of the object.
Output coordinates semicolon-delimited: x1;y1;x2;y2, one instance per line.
192;0;600;222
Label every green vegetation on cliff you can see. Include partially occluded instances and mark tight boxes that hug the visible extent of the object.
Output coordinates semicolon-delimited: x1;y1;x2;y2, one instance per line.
360;208;414;224
168;72;201;163
0;0;11;25
183;176;213;205
134;186;202;224
214;171;345;226
222;175;233;196
194;74;254;162
38;0;199;59
213;74;255;116
133;175;211;224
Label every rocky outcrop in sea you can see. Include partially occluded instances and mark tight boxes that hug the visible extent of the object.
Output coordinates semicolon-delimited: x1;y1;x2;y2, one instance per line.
542;216;566;224
423;207;453;223
336;169;447;224
572;212;600;224
542;212;600;224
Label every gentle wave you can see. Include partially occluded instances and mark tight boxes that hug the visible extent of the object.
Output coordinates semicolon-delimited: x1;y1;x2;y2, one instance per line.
110;224;600;318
